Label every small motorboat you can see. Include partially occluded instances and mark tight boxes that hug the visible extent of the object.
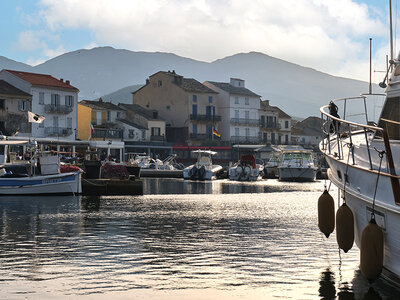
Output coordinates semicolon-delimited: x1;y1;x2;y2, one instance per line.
229;154;262;181
278;150;317;182
183;150;223;180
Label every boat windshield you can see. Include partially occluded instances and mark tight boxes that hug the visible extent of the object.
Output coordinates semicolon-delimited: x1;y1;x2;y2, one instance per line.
377;96;400;140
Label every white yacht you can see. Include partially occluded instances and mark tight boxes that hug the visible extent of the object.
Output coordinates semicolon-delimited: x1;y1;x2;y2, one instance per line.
278;150;317;181
229;154;262;181
183;150;223;180
320;2;400;284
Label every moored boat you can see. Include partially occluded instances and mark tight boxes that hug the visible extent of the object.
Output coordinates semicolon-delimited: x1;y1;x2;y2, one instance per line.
229;154;262;181
183;150;223;180
278;150;317;181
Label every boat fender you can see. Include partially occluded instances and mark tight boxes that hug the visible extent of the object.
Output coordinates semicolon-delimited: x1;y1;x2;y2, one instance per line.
360;219;384;282
318;190;335;238
336;203;354;253
198;166;206;179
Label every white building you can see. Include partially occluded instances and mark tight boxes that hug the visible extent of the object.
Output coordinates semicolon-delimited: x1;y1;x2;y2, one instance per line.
204;78;261;144
0;69;78;140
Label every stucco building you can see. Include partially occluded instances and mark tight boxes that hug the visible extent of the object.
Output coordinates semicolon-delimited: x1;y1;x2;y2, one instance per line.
0;80;32;135
132;71;220;145
204;78;261;144
0;69;78;140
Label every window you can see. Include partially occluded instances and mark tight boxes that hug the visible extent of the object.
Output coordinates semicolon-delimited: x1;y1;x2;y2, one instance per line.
245;111;249;120
245;128;250;137
206;106;211;116
65;95;74;107
285;135;289;144
67;117;72;128
151;127;160;136
0;99;5;110
235;127;239;136
212;106;215;116
39;92;44;105
234;110;239;119
209;96;213;103
206;124;212;137
234;97;239;104
158;80;162;87
193;95;197;102
107;111;111;122
192;104;197;115
245;97;249;105
51;94;60;106
285;120;289;128
271;133;276;144
192;124;197;136
18;100;29;111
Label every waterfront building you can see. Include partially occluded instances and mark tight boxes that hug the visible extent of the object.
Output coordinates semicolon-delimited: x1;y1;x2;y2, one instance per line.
78;99;125;141
291;116;323;146
132;71;221;145
0;80;32;136
204;78;261;144
0;69;78;140
259;100;292;145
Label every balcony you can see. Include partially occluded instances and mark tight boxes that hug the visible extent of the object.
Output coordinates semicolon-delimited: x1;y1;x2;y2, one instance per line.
92;128;123;139
230;136;260;144
190;133;212;140
260;123;281;129
45;127;73;136
150;135;164;142
230;118;259;126
190;114;222;122
44;104;73;114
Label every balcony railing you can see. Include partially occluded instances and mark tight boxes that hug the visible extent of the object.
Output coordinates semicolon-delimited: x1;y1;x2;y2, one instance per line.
190;114;222;122
150;135;164;142
45;127;73;136
190;133;212;139
44;104;73;114
92;128;123;139
260;123;281;129
230;118;259;126
230;135;260;144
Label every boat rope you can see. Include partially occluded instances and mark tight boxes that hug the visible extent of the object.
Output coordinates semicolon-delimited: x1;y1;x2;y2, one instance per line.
342;142;353;204
371;148;386;219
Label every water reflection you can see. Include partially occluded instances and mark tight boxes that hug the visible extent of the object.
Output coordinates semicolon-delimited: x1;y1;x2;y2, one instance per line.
0;182;399;299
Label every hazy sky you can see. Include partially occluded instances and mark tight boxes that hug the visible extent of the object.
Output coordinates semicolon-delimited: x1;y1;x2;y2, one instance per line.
0;0;397;82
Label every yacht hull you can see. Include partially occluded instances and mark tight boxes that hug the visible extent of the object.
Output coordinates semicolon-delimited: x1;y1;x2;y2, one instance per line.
278;167;316;181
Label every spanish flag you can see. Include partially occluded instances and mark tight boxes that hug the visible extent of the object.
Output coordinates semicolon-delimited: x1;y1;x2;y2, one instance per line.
213;129;221;138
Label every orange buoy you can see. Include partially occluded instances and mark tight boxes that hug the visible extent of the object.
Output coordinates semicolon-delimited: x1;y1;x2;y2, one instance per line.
318;190;335;238
336;202;354;253
360;219;384;281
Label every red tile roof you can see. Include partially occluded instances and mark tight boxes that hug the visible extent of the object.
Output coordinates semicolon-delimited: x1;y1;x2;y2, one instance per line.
5;70;79;91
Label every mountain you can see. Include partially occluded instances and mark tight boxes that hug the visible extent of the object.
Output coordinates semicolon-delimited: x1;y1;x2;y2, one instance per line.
98;84;143;104
0;47;380;117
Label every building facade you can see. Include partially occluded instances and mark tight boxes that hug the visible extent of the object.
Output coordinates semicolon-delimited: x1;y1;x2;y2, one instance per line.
132;71;220;145
204;78;261;144
0;80;32;135
0;69;78;140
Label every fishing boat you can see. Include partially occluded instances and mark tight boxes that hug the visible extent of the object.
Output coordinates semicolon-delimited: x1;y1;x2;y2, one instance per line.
183;150;223;180
319;1;400;284
229;154;262;181
278;150;317;181
0;140;81;195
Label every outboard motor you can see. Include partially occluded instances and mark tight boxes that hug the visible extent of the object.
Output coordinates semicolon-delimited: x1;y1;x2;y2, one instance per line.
189;166;198;179
198;166;206;180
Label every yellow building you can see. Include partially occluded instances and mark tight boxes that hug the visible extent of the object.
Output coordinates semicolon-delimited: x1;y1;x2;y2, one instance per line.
77;103;92;140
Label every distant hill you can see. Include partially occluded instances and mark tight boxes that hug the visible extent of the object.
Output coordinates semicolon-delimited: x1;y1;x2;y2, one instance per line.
0;47;381;118
96;84;143;104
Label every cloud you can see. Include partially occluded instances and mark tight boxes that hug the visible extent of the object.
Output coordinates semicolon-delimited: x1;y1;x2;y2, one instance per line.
35;0;387;80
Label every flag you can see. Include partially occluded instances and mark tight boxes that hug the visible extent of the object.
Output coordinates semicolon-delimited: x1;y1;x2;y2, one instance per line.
28;111;45;123
213;129;221;138
90;123;94;133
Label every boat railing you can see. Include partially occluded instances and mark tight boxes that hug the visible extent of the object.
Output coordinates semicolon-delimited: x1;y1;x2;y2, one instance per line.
320;93;400;204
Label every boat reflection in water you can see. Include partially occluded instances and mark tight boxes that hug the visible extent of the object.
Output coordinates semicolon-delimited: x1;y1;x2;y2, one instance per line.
1;182;400;299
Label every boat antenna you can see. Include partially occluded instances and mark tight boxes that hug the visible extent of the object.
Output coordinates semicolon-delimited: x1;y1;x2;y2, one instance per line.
369;38;372;94
390;0;394;68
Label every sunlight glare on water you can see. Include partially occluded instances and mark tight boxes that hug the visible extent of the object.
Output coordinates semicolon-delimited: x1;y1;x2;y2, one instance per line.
0;179;399;299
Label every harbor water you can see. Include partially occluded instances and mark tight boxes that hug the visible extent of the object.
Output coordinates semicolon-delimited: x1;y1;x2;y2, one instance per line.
1;178;400;299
